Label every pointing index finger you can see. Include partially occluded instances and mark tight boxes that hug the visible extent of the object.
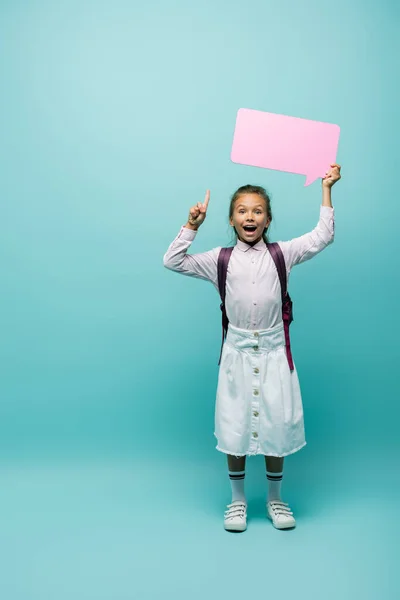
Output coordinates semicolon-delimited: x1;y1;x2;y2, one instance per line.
204;189;210;209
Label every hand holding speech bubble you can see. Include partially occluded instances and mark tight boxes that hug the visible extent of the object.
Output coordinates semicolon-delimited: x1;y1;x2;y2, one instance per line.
231;108;340;186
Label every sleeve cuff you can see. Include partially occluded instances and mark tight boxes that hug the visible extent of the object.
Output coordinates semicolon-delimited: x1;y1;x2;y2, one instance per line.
179;225;198;241
320;205;334;215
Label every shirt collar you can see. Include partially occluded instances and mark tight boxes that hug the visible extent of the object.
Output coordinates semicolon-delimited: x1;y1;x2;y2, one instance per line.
235;238;267;252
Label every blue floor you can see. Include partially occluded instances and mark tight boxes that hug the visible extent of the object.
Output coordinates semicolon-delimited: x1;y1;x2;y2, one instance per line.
0;450;398;600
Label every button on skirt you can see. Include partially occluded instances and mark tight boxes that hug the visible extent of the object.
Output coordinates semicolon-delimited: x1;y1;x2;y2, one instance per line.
214;322;306;457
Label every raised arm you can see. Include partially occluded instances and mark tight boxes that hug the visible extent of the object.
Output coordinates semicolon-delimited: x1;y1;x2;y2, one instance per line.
163;190;219;286
279;164;341;269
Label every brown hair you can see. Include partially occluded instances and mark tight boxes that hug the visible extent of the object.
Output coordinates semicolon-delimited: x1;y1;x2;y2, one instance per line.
229;184;273;244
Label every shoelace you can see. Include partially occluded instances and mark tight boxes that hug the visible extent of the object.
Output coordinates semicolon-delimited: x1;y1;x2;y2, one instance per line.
224;503;246;521
269;501;294;517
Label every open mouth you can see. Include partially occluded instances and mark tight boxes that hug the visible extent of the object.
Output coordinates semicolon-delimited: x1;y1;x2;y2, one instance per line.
243;225;257;234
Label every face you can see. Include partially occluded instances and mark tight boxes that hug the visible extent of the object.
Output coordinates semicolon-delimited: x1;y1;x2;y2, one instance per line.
230;193;270;245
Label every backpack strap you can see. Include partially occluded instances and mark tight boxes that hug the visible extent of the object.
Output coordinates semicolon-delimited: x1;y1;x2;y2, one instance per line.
217;247;234;365
267;242;294;371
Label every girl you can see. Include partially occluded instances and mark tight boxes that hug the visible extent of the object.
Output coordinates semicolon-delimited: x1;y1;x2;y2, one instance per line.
163;164;341;532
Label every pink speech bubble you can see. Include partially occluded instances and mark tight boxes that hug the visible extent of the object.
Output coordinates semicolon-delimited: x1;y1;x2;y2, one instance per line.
231;108;340;186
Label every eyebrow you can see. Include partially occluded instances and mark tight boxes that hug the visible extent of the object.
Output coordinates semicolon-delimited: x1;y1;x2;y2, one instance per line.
236;204;264;209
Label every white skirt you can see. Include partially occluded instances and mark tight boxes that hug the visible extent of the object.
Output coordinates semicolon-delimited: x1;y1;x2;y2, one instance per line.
214;322;306;457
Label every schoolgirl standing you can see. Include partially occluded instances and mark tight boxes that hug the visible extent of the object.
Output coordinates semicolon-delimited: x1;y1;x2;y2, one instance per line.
163;164;341;532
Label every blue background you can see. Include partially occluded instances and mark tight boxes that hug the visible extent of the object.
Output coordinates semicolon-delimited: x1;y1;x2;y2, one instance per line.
0;0;399;598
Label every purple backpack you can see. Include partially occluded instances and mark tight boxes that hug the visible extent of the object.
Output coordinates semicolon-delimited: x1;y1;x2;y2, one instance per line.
217;243;294;371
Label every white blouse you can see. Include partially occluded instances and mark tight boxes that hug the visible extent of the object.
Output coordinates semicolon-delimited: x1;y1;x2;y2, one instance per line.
163;206;335;331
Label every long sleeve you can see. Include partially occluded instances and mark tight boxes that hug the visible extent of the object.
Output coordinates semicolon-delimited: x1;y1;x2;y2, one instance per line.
163;225;220;286
278;206;335;270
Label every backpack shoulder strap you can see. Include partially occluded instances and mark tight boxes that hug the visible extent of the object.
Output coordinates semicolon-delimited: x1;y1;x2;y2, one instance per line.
267;242;287;300
217;247;234;365
267;242;294;371
217;246;234;302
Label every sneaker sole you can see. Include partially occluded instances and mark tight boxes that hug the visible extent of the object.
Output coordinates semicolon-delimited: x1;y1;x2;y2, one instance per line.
224;522;247;532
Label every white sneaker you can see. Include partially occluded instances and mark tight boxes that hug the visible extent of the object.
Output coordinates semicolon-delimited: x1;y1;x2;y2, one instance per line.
224;501;247;532
267;500;296;529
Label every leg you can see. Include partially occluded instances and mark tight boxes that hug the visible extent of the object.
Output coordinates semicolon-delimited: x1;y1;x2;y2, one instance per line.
265;455;284;474
265;456;284;501
264;455;296;530
228;454;246;473
224;454;247;532
227;454;246;502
